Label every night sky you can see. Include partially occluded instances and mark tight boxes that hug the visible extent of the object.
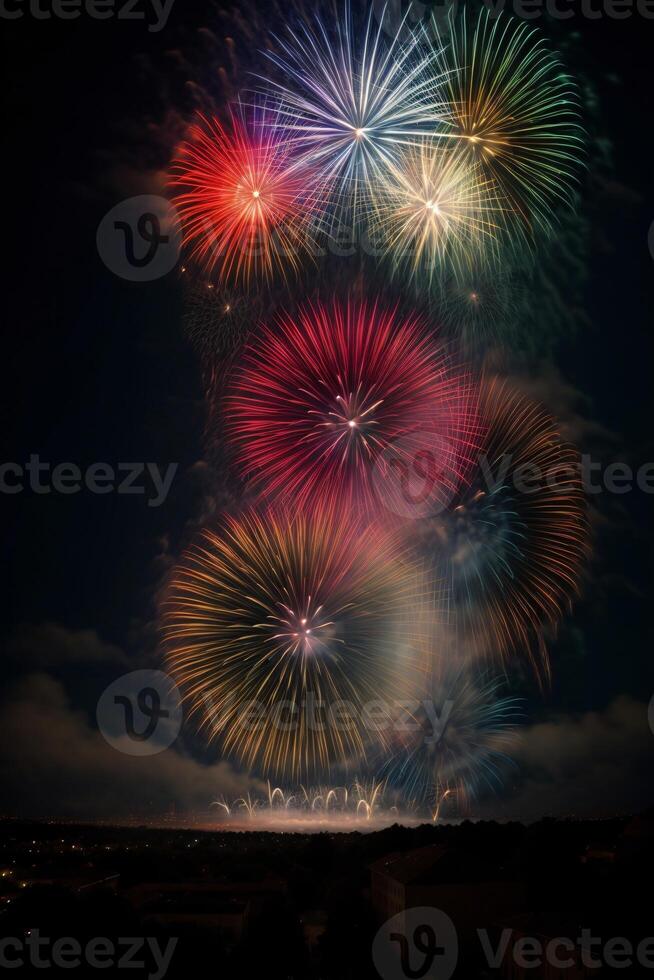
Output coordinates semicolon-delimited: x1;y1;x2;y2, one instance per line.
1;0;653;822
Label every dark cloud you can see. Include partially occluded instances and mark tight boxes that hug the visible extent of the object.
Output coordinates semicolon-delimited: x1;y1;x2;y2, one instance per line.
0;673;263;821
477;696;654;821
4;623;131;669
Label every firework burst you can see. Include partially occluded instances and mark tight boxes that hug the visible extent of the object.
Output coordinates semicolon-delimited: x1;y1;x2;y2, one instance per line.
369;140;505;284
163;505;424;781
225;298;481;514
181;269;256;362
170;109;318;283
433;7;584;237
375;660;522;809
262;2;445;222
415;376;588;676
435;258;523;351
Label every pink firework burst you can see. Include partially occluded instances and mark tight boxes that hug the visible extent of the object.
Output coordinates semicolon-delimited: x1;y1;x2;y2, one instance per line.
225;299;482;515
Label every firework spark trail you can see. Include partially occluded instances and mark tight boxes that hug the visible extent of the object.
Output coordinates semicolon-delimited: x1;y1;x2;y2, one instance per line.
163;505;425;781
260;2;447;224
432;7;584;239
209;779;421;826
170;107;321;283
226;298;482;514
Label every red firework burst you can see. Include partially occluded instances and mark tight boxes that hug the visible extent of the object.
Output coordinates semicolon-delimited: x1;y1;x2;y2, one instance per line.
171;111;317;283
225;299;482;514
